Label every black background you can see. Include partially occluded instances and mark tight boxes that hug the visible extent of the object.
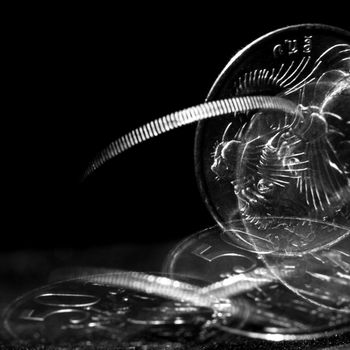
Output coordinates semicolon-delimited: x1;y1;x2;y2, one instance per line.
4;8;350;251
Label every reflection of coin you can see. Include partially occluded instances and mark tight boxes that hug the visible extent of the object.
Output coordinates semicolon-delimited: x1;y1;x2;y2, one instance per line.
163;224;350;340
3;279;213;346
195;24;350;253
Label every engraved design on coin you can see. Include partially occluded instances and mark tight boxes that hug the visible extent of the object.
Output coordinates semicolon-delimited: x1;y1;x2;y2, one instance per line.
84;96;297;179
211;43;350;254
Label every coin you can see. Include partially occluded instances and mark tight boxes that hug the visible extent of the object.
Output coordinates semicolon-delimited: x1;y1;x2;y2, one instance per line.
2;277;214;346
195;24;350;254
163;223;350;340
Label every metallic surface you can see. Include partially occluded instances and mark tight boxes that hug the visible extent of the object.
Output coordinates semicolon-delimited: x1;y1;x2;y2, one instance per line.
195;24;350;254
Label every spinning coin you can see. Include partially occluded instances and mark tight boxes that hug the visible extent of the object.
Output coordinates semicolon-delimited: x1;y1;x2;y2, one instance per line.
195;24;350;254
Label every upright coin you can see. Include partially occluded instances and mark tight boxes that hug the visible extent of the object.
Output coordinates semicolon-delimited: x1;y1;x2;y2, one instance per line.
195;24;350;254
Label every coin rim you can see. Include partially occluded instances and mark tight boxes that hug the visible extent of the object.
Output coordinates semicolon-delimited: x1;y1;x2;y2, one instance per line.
194;24;350;340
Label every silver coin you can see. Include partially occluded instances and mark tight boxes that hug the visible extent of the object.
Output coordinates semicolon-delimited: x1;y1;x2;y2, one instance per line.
163;223;350;340
195;24;350;254
2;278;214;346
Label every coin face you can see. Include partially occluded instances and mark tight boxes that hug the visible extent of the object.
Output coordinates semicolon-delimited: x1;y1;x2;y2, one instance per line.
195;24;350;254
163;224;350;340
2;278;214;346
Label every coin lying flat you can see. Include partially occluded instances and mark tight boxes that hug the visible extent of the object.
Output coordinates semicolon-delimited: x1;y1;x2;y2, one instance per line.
2;278;214;346
195;24;350;254
163;222;350;340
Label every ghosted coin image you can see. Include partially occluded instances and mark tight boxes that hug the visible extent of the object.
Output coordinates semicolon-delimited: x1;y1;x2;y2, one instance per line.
163;223;350;340
195;24;350;254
